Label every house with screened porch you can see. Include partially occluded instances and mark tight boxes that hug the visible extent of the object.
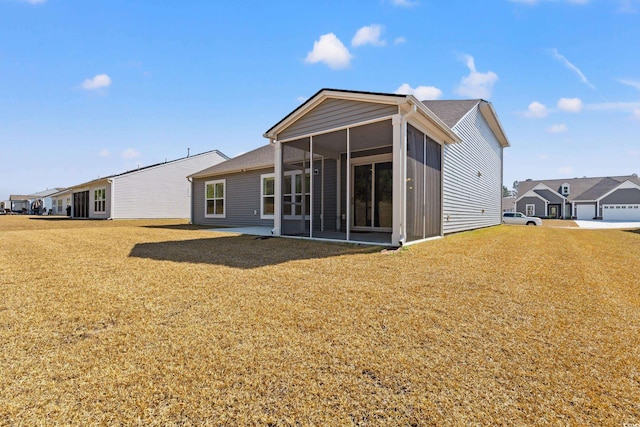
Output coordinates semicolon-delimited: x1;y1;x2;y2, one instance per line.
190;88;510;246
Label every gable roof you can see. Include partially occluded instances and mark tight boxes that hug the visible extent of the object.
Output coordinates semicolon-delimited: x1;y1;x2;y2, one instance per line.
9;188;65;201
65;149;229;190
421;99;481;128
189;145;274;179
264;88;461;145
422;99;510;147
517;175;640;202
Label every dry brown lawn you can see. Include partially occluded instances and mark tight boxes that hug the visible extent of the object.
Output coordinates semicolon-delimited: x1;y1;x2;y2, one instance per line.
1;215;639;426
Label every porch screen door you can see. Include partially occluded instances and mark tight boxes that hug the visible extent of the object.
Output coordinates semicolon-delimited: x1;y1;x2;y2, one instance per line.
353;161;392;229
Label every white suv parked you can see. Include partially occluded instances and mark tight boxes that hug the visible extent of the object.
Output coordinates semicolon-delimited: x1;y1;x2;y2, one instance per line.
502;212;542;226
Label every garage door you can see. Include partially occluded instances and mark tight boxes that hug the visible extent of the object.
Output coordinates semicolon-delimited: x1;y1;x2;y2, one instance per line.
576;204;596;220
602;204;640;221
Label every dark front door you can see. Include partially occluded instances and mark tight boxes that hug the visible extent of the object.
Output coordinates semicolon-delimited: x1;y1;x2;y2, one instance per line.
73;191;90;218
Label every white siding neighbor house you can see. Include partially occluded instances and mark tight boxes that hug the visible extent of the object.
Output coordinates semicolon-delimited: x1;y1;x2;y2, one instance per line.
191;89;510;246
58;150;228;219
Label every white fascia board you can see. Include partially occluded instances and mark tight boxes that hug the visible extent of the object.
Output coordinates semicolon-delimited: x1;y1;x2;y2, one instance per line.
479;102;510;148
596;179;640;202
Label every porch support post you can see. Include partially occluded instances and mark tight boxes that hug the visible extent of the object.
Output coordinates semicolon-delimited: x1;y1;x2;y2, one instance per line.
392;113;404;246
273;140;282;236
346;128;351;242
310;136;314;239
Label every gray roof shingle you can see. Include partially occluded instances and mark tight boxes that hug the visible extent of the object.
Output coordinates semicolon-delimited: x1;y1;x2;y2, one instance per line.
421;99;481;128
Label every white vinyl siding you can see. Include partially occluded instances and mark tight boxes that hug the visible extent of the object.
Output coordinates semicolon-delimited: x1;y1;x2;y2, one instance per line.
443;105;503;234
111;151;227;219
205;180;225;218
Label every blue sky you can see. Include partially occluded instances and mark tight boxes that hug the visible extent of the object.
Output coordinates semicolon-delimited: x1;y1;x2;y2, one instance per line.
1;0;639;201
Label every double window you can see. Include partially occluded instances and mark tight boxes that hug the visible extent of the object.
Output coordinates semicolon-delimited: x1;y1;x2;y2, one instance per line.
205;180;225;218
94;188;106;213
525;204;535;216
260;171;310;219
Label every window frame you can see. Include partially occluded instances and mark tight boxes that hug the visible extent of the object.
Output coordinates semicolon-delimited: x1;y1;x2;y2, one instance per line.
94;188;106;213
204;179;226;218
525;204;535;216
260;173;275;219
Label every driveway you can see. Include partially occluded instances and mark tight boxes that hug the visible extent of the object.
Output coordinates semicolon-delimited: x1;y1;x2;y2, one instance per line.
574;220;640;229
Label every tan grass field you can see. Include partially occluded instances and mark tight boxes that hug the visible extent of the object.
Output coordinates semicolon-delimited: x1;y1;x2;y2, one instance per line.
1;215;639;425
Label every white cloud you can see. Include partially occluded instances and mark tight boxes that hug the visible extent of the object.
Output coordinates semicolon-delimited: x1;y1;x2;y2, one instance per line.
395;83;442;100
352;25;386;47
121;148;141;159
538;154;550;160
549;48;595;90
305;33;353;70
558;166;574;175
99;149;110;158
22;0;47;3
296;96;308;103
455;54;498;99
618;78;640;90
394;37;407;45
629;149;640;157
81;74;112;90
547;124;568;133
524;101;548;118
634;109;640;120
390;0;418;7
557;97;583;112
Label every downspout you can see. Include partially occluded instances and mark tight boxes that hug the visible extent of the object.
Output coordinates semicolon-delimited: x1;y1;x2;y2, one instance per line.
187;177;194;224
107;178;114;220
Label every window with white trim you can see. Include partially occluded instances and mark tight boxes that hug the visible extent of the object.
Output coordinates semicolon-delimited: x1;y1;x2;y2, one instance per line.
561;184;570;195
526;204;535;216
205;179;225;218
261;173;275;219
56;199;63;213
94;188;106;213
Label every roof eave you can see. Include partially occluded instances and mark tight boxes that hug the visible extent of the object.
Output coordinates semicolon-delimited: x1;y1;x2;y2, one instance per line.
479;102;510;148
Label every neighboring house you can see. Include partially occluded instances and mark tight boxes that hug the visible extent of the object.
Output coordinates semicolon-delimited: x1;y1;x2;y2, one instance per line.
190;88;510;246
502;197;516;212
515;175;640;220
57;150;228;219
50;189;73;215
8;188;63;214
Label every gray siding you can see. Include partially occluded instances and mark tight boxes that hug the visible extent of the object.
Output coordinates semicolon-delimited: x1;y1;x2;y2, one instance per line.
601;188;640;204
192;169;274;228
278;99;398;141
443;105;503;233
516;197;545;216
